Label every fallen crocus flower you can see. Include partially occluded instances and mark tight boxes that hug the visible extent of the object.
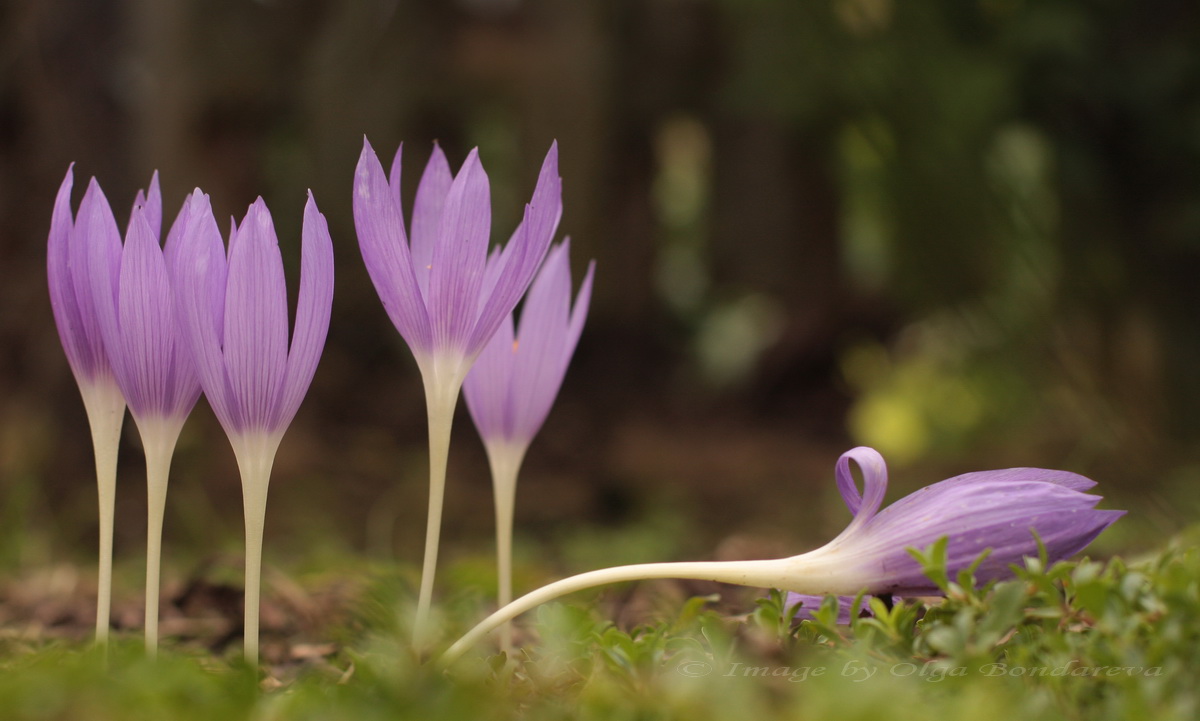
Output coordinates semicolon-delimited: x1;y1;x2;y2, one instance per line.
442;446;1122;664
47;167;128;643
354;138;560;641
173;190;334;664
463;239;594;648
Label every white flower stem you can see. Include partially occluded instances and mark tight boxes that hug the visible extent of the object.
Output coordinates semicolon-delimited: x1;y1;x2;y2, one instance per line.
137;419;182;658
414;375;461;647
231;432;281;666
485;442;527;653
78;379;125;646
440;558;791;667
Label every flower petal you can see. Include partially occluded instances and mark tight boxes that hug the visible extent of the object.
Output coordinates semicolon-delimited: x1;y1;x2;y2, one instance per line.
223;199;289;432
276;191;335;430
70;179;124;382
132;171;163;239
115;207;199;419
87;200;126;405
354;138;432;357
939;467;1097;493
466;142;561;355
565;253;596;361
173;190;234;430
508;243;572;441
429;148;491;354
463;312;517;442
844;473;1122;594
411;143;453;300
832;447;889;535
162;194;192;280
47;166;92;379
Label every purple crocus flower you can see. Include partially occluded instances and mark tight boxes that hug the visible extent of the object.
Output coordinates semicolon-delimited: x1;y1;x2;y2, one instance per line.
785;448;1121;621
47;167;127;643
354;139;561;640
787;447;1124;595
462;240;594;641
442;447;1122;663
80;172;203;654
173;190;334;664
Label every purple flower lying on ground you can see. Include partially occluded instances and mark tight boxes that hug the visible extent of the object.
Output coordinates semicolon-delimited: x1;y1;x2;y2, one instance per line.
787;447;1123;597
443;446;1123;663
783;446;1122;622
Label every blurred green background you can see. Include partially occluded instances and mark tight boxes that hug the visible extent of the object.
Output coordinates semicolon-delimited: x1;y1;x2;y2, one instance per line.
1;0;1197;582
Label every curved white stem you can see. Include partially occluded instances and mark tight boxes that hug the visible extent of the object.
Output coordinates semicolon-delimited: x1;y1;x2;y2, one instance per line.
440;558;789;666
79;380;125;645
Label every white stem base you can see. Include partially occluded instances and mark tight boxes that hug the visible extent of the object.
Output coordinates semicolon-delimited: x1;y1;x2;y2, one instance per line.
413;354;468;649
231;431;282;666
137;417;184;658
78;379;125;646
484;441;527;653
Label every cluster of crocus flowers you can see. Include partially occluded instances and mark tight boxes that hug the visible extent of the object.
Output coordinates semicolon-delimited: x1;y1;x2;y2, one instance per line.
48;169;333;664
50;169;209;653
442;446;1122;664
354;138;562;641
463;239;595;648
48;141;1125;673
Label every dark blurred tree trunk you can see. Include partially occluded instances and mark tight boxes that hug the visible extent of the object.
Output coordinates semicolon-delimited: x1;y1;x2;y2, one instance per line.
709;119;849;418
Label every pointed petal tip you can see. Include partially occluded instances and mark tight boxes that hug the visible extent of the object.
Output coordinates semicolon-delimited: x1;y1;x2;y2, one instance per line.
247;196;272;220
543;141;560;169
358;137;381;172
54;165;75;197
58;163;76;187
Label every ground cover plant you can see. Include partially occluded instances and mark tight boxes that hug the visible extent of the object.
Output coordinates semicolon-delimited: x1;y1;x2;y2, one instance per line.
0;530;1192;720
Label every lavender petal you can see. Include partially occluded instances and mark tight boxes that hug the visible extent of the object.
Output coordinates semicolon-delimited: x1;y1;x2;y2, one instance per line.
276;192;335;430
354;138;432;357
222;199;289;432
428;148;490;354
